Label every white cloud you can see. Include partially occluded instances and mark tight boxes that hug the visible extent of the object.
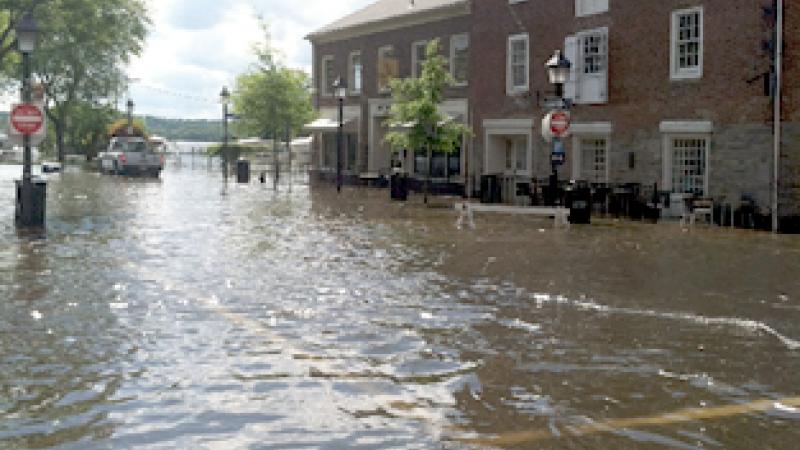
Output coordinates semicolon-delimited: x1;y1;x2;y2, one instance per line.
128;0;372;119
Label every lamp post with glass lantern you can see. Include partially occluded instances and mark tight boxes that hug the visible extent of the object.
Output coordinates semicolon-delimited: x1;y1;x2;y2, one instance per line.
17;12;37;188
220;86;231;182
14;11;44;228
333;76;347;193
545;50;572;206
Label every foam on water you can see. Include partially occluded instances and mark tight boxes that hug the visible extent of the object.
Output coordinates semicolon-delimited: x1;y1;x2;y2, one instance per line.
529;292;800;351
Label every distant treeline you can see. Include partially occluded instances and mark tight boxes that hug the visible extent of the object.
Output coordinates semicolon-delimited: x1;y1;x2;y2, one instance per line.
141;116;223;142
0;112;222;143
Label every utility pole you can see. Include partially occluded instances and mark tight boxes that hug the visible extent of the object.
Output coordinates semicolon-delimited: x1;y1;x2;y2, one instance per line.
773;0;783;233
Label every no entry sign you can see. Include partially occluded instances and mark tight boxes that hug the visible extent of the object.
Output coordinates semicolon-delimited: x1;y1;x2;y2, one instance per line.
11;103;44;136
549;111;570;137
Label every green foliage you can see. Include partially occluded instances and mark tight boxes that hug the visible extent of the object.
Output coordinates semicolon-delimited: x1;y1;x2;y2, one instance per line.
231;21;314;141
5;0;151;160
384;39;472;155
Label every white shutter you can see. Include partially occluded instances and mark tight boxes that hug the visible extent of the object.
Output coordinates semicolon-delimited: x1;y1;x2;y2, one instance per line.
564;36;579;102
599;29;608;102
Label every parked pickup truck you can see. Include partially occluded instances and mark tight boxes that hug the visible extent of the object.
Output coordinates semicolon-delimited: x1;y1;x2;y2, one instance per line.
97;137;164;177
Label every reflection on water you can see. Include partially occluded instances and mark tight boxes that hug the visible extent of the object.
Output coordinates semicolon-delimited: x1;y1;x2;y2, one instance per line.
0;162;798;449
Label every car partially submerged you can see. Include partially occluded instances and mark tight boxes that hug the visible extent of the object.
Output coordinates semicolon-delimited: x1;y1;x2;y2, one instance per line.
97;136;164;177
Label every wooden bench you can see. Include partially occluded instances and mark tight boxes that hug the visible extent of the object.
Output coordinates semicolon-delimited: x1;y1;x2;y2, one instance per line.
455;202;570;229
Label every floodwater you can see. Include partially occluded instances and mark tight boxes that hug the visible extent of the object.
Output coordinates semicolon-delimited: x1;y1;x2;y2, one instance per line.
1;160;798;450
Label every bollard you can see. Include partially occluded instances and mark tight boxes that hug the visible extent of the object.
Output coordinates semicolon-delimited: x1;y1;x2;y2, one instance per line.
236;159;250;184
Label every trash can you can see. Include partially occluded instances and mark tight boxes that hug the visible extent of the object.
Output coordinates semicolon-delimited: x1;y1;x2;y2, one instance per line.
390;172;408;201
15;179;46;227
236;159;250;184
480;175;501;204
566;181;591;224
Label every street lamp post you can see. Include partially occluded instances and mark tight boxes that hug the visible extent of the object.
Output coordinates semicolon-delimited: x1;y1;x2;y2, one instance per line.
126;99;135;136
333;76;347;193
545;50;572;206
14;11;43;229
18;12;37;188
220;86;231;182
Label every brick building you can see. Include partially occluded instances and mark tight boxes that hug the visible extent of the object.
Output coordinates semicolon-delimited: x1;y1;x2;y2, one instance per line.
308;0;798;228
306;0;472;192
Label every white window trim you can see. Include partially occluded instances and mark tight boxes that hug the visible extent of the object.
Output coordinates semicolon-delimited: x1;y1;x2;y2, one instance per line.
670;6;704;81
507;33;530;95
348;51;362;96
377;45;395;93
450;33;469;87
576;0;609;17
411;40;429;79
661;131;711;194
571;122;612;183
320;55;334;97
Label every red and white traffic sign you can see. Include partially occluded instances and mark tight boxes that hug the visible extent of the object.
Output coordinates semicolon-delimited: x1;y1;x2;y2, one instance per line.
11;103;44;136
549;111;570;137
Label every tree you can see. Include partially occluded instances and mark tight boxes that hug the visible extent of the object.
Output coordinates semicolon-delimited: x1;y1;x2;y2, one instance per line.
231;21;313;141
29;0;148;162
384;39;471;199
0;1;51;82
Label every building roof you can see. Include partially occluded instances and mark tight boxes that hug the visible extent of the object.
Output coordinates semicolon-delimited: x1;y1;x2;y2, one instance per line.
307;0;468;42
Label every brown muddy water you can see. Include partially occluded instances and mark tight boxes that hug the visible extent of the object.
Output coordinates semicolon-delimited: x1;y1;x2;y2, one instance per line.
1;162;798;449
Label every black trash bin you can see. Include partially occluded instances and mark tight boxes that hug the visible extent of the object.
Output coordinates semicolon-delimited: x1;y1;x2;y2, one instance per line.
480;175;501;203
566;182;591;224
236;159;250;183
390;172;408;201
15;179;46;227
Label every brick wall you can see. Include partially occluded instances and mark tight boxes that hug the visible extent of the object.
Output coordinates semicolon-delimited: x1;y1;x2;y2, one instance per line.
310;13;472;173
472;0;783;210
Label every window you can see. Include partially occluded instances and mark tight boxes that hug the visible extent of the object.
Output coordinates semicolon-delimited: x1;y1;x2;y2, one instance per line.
507;33;529;94
671;7;703;80
581;138;608;183
576;0;608;17
349;52;362;95
450;34;469;86
412;41;428;78
322;132;357;170
671;138;707;195
320;55;334;96
565;28;608;104
377;46;399;92
415;148;461;178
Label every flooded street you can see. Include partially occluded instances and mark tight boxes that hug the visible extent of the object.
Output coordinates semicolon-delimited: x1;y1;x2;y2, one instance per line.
1;161;799;449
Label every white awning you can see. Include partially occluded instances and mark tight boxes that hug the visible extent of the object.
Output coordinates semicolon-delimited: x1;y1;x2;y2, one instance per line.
304;118;354;131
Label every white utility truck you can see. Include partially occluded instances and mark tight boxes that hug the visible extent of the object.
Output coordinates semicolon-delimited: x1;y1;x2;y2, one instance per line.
97;136;164;177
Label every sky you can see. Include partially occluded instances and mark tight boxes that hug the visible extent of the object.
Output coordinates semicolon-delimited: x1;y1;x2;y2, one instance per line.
126;0;372;119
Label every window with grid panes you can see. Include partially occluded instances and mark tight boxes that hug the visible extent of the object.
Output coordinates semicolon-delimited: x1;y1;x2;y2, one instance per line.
582;33;605;75
581;138;607;183
450;34;469;85
677;12;700;69
671;138;707;195
671;7;703;79
507;34;529;93
349;52;362;94
413;41;428;78
321;56;334;96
